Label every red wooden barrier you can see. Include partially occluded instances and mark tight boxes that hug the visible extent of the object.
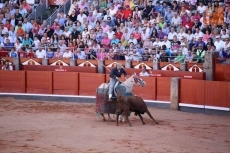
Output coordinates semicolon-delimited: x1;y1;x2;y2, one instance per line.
204;81;230;108
21;65;97;73
156;77;171;101
53;72;79;95
180;79;205;106
0;70;25;93
79;73;105;95
215;64;230;82
133;77;156;100
26;71;52;94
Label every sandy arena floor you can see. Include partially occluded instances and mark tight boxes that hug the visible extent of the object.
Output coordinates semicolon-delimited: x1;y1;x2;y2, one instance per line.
0;97;230;153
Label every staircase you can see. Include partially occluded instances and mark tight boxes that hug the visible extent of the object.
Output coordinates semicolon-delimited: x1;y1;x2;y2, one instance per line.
44;0;71;26
39;6;59;24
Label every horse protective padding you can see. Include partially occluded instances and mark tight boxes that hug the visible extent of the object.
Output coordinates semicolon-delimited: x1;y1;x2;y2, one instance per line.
96;83;118;114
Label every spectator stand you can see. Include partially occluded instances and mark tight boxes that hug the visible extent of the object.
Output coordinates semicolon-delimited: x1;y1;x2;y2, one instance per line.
0;0;230;81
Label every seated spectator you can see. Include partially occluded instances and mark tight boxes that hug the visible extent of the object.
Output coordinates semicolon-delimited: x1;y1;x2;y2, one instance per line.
4;38;14;51
46;48;54;59
160;49;170;62
35;46;46;58
190;52;202;63
149;49;160;62
76;48;87;59
54;48;63;59
22;33;33;47
101;33;111;50
63;49;73;59
9;48;18;58
196;43;206;60
130;49;142;62
1;60;13;70
19;5;27;18
174;50;185;64
214;36;225;52
27;47;35;58
143;37;153;49
110;34;119;45
185;50;193;62
140;66;150;76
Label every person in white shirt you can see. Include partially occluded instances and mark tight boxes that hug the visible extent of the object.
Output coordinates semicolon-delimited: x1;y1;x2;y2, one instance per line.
194;28;204;41
221;30;229;40
106;27;115;39
33;36;40;50
197;2;207;14
168;27;177;41
77;10;87;24
177;29;187;41
62;27;71;38
160;36;171;49
0;23;8;35
36;47;46;58
153;37;161;48
223;38;230;51
63;49;73;58
139;66;150;76
214;36;225;52
171;13;181;27
141;28;149;41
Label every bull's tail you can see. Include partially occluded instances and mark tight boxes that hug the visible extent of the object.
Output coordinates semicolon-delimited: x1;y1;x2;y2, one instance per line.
146;109;159;124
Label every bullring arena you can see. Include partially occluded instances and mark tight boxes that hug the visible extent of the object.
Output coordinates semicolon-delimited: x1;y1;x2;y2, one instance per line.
1;0;230;152
0;96;230;153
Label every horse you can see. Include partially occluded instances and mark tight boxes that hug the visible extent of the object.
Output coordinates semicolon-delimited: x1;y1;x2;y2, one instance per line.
96;73;146;121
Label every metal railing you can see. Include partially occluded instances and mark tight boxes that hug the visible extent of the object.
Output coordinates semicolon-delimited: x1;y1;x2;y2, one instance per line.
27;0;47;21
44;0;71;26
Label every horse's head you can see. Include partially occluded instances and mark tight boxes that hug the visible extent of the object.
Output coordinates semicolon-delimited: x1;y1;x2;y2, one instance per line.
132;73;146;87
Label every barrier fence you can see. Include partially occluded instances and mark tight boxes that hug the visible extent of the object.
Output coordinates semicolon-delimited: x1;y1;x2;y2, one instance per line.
0;71;229;110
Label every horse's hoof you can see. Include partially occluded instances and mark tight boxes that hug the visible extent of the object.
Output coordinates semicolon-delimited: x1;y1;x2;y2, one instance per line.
155;121;159;124
143;123;145;125
129;125;132;127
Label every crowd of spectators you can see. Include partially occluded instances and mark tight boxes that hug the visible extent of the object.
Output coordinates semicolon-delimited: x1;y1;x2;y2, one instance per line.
0;0;230;64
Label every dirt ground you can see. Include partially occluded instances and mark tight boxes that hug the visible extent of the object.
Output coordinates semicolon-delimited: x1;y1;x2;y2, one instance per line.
0;98;230;153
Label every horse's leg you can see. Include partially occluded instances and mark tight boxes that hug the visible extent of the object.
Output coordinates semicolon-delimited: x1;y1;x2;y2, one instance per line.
100;113;106;121
116;110;123;126
107;113;112;121
136;113;145;125
146;110;159;124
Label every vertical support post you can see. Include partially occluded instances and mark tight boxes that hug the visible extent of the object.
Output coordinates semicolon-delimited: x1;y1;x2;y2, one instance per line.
170;77;180;110
42;58;48;65
70;59;76;66
13;57;20;70
203;52;215;80
125;60;131;68
180;62;187;71
98;60;105;74
153;60;159;70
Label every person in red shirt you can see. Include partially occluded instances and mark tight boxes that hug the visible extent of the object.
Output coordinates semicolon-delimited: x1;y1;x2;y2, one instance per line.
182;17;194;30
115;27;123;40
115;7;123;20
4;19;12;30
122;5;133;21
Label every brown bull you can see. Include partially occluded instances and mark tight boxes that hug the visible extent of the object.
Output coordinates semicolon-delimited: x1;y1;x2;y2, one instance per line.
116;95;159;126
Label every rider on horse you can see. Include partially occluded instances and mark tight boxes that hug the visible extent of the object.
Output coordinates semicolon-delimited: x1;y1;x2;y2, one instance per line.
108;63;127;101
